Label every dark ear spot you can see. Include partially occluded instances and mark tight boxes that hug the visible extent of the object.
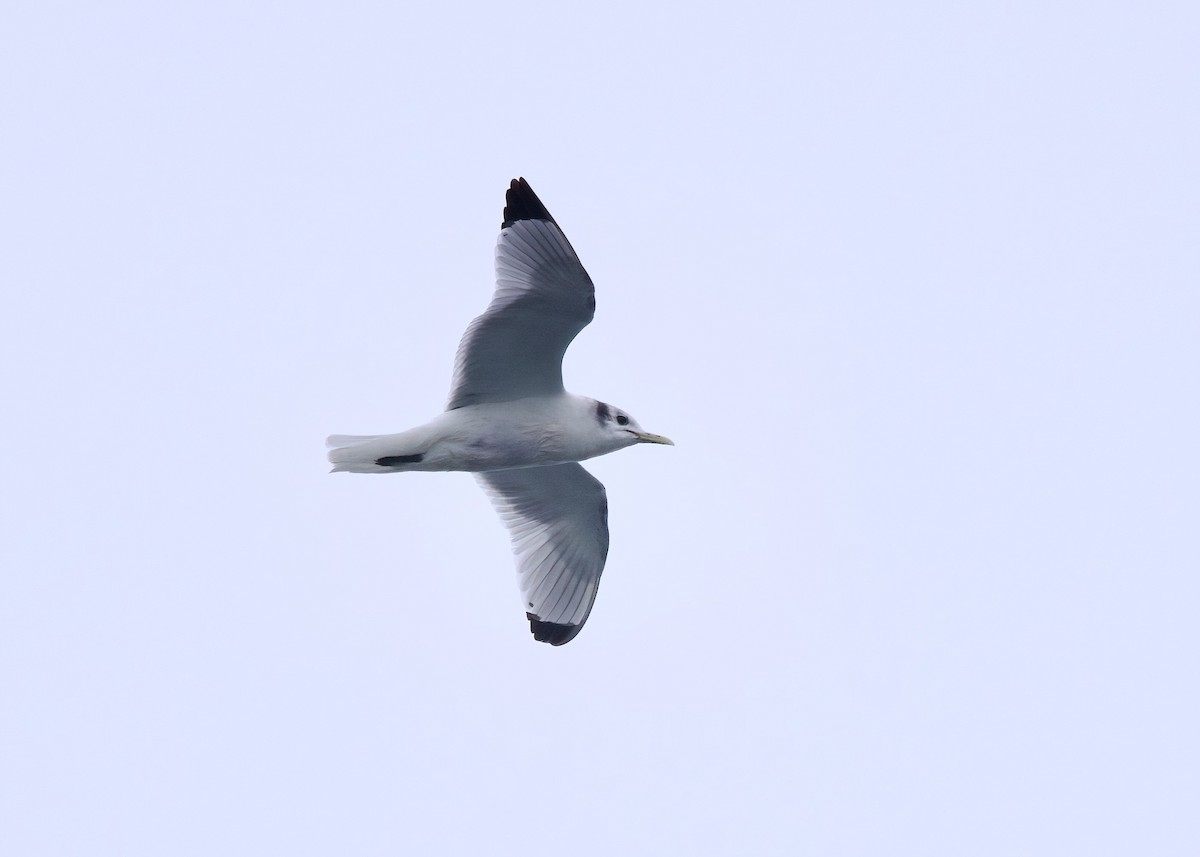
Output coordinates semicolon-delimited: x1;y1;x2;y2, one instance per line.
594;400;612;426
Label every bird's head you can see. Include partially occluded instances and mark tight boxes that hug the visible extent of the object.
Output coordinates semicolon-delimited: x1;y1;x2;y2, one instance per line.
592;399;674;451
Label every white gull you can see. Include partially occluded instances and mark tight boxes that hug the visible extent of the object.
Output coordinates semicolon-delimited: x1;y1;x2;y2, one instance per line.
327;178;672;645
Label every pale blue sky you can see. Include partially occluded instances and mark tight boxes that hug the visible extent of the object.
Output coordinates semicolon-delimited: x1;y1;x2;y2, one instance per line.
2;2;1197;854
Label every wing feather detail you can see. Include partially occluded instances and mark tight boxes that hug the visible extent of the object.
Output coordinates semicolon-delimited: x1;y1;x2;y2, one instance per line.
446;180;595;410
475;462;609;645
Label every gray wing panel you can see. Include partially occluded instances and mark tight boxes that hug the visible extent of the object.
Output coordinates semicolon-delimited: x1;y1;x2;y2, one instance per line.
475;463;609;645
446;182;595;409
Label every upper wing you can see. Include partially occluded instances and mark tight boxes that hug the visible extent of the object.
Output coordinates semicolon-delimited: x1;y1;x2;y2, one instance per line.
475;463;609;645
446;178;595;410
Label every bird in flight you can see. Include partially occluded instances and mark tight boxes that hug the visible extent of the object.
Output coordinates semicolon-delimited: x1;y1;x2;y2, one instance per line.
328;178;673;645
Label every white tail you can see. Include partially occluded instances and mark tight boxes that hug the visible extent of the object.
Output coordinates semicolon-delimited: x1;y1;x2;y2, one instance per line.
326;434;391;472
326;427;439;472
326;434;383;450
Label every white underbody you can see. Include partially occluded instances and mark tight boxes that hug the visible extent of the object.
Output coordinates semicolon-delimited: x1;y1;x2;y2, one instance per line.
327;394;637;474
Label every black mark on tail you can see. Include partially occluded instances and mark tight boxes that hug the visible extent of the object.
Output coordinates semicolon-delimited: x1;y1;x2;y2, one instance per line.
376;454;423;466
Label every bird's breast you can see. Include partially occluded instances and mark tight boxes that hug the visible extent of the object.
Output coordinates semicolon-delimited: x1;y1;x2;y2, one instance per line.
427;422;570;472
423;399;596;472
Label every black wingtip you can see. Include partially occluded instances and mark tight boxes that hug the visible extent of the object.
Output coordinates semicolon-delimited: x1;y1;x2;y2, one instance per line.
526;612;582;646
502;178;557;229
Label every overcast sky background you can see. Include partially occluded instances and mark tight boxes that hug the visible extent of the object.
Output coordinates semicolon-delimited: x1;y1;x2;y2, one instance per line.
2;2;1198;854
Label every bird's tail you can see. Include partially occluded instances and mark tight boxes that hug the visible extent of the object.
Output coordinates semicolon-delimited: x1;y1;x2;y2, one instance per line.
327;435;384;473
326;434;426;473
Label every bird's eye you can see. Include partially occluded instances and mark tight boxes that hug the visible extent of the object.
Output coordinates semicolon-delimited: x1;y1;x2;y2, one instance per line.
616;414;629;426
